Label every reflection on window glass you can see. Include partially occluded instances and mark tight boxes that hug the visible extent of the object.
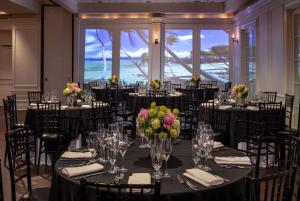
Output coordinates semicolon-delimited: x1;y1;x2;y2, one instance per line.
164;29;193;83
200;30;229;82
84;29;112;83
120;29;149;84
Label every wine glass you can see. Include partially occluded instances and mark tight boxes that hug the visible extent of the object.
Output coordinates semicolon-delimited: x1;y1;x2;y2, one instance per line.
118;133;128;173
150;143;163;180
192;137;200;168
161;138;172;177
136;120;146;148
108;146;118;174
205;128;214;159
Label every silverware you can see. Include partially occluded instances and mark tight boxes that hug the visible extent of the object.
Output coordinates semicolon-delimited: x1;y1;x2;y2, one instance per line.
73;171;107;180
58;159;97;170
177;174;199;190
113;173;125;184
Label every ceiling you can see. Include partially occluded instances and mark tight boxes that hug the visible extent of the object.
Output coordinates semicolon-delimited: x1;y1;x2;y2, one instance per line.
76;0;226;2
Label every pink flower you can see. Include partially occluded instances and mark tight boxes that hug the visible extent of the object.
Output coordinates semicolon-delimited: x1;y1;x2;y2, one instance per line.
138;108;149;119
163;112;176;130
71;86;78;93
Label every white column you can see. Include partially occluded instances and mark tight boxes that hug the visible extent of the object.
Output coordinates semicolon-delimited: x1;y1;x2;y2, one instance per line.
150;18;162;81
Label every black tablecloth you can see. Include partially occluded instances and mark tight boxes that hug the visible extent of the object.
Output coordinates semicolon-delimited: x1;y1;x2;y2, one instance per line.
50;140;252;201
179;87;219;100
92;87;132;101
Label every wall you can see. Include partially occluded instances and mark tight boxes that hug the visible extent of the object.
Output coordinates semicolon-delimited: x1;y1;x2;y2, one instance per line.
233;0;287;100
44;6;73;102
0;30;12;106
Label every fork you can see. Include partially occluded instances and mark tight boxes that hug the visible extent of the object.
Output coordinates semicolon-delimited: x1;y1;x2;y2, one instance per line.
113;173;125;184
218;164;249;169
58;159;97;170
177;174;199;190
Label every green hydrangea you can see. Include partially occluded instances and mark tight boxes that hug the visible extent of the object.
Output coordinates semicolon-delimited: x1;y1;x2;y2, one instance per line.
172;108;179;116
170;129;177;139
159;106;168;113
172;119;180;129
150;102;156;109
159;132;168;139
151;118;161;130
149;108;157;118
157;111;166;120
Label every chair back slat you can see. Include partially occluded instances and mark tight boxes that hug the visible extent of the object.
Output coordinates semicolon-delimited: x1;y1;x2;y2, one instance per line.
28;91;42;105
284;94;294;128
80;180;161;201
3;99;15;132
262;91;277;103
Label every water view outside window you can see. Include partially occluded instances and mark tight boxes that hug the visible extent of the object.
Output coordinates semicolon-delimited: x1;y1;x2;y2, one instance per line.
119;29;149;84
164;29;193;83
84;29;112;83
200;30;229;83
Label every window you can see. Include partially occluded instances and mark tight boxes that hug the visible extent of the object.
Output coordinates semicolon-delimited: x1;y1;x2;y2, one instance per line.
244;27;256;98
84;29;113;83
119;29;149;84
294;14;300;127
200;30;230;82
164;29;193;83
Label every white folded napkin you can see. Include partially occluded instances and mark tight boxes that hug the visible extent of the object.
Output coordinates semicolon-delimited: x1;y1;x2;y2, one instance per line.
61;106;68;110
214;156;251;165
183;169;224;187
219;105;232;110
246;106;258;111
61;150;95;159
62;163;104;177
228;99;235;104
128;173;151;193
81;105;91;108
213;141;224;149
129;93;138;96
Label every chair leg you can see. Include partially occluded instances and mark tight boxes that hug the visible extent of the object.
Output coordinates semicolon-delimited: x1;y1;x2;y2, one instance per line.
37;139;43;174
45;152;48;167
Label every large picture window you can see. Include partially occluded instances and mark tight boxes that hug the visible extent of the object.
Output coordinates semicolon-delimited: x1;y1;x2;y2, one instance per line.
84;29;112;83
119;29;149;84
200;30;229;82
164;29;193;83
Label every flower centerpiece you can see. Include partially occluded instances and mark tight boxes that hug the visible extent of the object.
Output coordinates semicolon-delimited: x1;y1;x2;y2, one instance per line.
231;84;248;106
137;102;180;142
108;75;118;85
150;80;162;90
63;82;81;106
191;75;200;87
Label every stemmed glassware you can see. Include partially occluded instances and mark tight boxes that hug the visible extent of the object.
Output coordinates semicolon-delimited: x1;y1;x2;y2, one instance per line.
161;138;172;177
192;137;200;168
136;120;146;148
150;141;163;180
118;132;128;173
107;134;118;174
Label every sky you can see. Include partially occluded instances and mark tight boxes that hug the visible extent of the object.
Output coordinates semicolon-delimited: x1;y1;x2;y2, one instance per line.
84;29;229;59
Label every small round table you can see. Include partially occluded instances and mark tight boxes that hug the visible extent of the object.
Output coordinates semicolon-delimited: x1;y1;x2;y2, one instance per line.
50;140;252;201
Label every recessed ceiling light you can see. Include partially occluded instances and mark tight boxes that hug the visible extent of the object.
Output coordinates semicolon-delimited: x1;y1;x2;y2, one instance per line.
194;1;200;2
0;11;7;15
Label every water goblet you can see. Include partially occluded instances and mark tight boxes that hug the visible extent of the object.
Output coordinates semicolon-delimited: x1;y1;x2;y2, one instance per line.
161;138;172;177
108;146;118;174
192;137;200;168
118;133;128;173
151;143;163;180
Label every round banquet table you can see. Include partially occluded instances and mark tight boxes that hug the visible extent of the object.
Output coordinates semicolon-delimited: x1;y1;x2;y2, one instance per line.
127;92;183;112
179;87;219;100
24;103;95;141
49;140;252;201
92;86;134;101
213;104;285;147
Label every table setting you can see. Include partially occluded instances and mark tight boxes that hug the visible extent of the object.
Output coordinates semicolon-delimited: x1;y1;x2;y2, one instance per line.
50;103;252;201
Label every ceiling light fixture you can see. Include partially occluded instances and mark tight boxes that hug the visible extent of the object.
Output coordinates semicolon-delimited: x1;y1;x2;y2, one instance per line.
0;11;7;15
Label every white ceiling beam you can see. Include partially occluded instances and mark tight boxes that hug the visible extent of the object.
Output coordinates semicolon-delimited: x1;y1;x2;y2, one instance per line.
9;0;40;13
51;0;78;13
78;2;225;13
225;0;253;13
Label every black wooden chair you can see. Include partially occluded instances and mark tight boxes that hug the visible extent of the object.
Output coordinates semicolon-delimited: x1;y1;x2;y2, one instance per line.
6;128;49;201
262;91;277;103
171;83;181;91
35;102;66;173
149;90;166;106
88;81;98;89
222;82;232;92
244;167;297;201
213;110;230;146
199;83;212;89
28;92;42;105
259;102;283;169
7;94;24;129
234;120;265;177
83;83;90;91
0;160;3;201
80;179;161;201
